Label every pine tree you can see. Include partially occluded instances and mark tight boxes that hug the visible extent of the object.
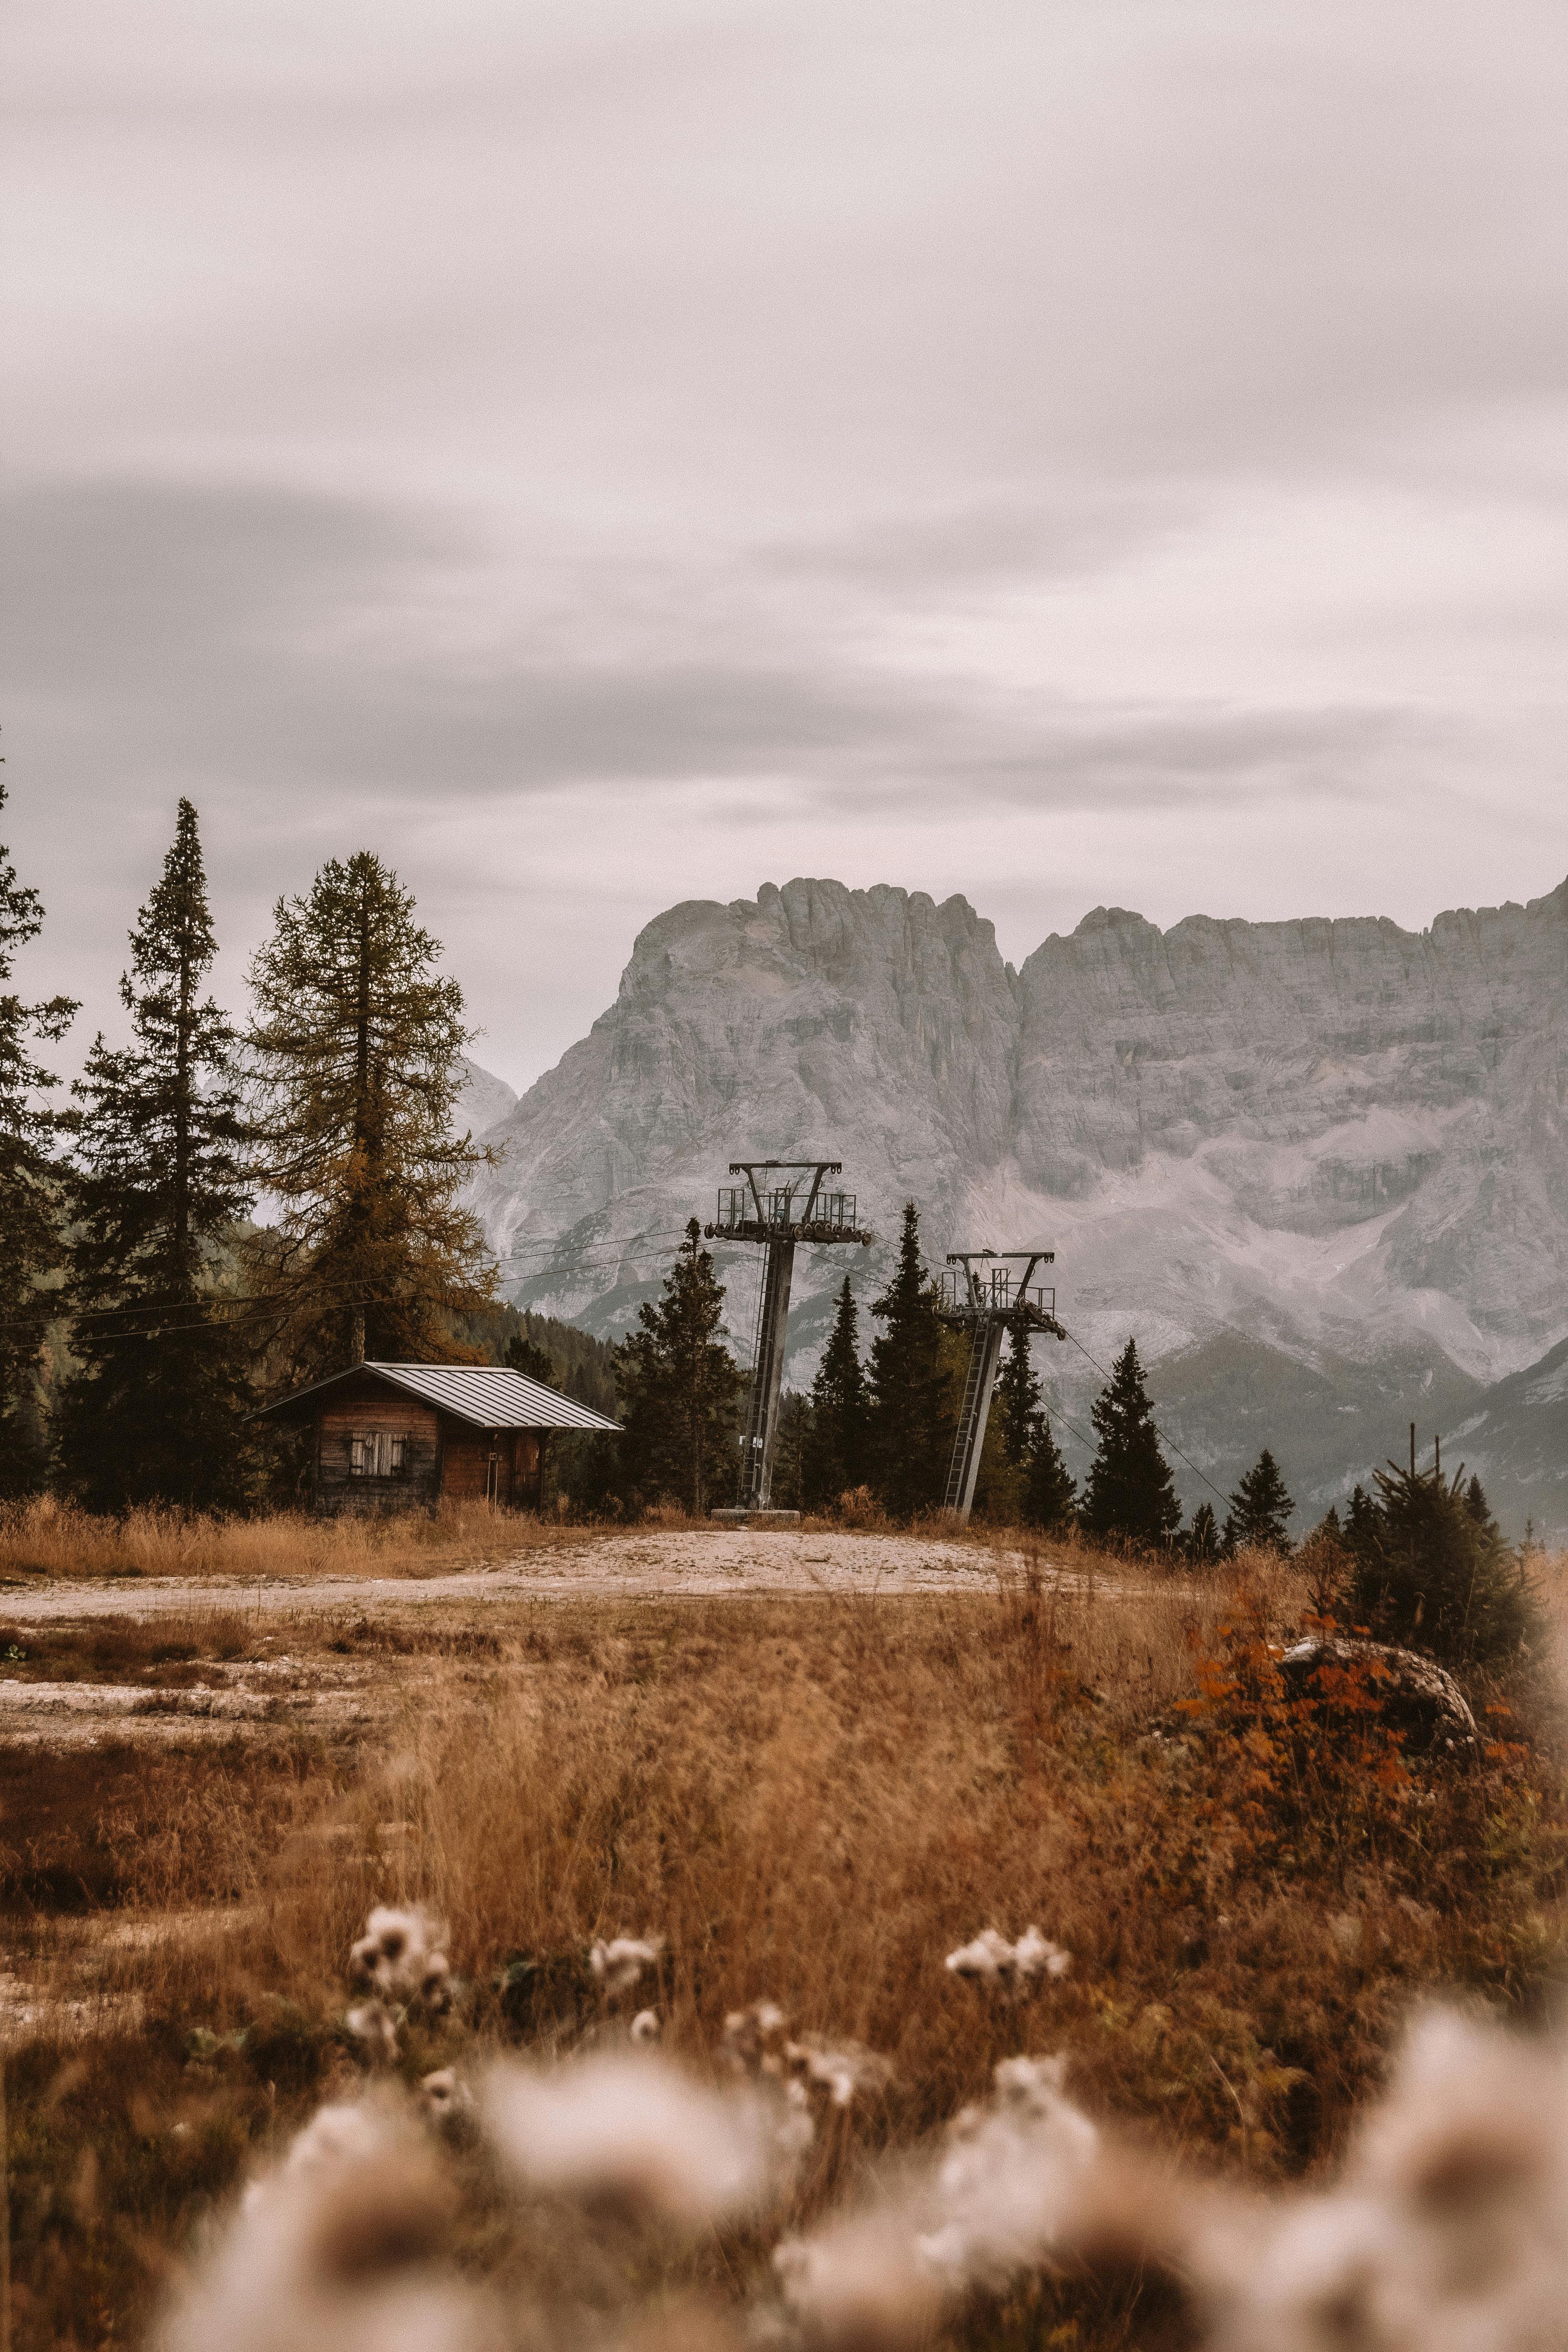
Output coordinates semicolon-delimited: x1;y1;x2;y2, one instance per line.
503;1333;556;1387
867;1203;953;1518
614;1220;741;1513
1346;1458;1537;1670
1184;1501;1221;1564
246;853;496;1374
0;785;78;1494
54;802;256;1511
801;1278;869;1507
1223;1448;1295;1554
1022;1412;1078;1531
1078;1339;1181;1550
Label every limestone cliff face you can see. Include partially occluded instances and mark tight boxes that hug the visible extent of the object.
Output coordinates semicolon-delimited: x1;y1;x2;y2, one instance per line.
468;875;1568;1526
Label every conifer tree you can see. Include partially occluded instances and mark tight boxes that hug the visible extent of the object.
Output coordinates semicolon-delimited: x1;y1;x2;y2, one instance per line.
995;1327;1042;1467
1022;1412;1078;1531
802;1277;870;1507
246;853;496;1373
503;1332;557;1387
867;1203;953;1518
1184;1500;1221;1564
54;802;255;1511
0;785;78;1494
1463;1472;1497;1535
614;1220;741;1512
1079;1338;1181;1550
1223;1448;1295;1554
1346;1458;1537;1669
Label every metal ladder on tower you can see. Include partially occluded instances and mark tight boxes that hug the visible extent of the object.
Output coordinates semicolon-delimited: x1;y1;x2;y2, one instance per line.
943;1326;993;1513
936;1251;1066;1524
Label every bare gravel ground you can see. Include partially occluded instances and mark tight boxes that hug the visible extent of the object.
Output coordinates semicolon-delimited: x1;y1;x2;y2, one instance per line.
0;1524;1065;1624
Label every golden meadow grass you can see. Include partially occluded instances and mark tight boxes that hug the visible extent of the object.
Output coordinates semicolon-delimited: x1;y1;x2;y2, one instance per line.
3;1537;1567;2348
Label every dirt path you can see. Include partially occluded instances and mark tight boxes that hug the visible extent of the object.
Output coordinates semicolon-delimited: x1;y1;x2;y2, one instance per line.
0;1527;1068;1623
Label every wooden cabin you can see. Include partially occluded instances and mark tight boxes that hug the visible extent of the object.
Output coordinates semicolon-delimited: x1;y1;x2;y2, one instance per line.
252;1362;620;1514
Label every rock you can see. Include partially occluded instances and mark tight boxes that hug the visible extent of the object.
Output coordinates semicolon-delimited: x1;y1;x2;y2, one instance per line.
1278;1637;1478;1755
468;874;1568;1528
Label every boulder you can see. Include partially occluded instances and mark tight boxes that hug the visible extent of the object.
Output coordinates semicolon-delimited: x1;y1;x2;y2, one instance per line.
1278;1637;1478;1756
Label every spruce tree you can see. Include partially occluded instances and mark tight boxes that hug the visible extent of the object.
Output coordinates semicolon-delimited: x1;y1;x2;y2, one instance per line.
614;1220;741;1513
1078;1338;1181;1550
246;853;496;1373
1223;1448;1295;1554
0;785;78;1494
1346;1458;1537;1670
995;1328;1042;1467
1184;1500;1221;1564
54;802;255;1511
801;1277;869;1506
1022;1412;1078;1531
1463;1473;1498;1536
867;1203;953;1518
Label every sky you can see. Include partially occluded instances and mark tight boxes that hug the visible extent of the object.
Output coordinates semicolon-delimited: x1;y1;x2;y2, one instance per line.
4;0;1566;1093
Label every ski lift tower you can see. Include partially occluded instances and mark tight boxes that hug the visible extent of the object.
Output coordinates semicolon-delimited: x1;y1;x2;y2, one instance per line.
937;1251;1065;1524
706;1161;874;1514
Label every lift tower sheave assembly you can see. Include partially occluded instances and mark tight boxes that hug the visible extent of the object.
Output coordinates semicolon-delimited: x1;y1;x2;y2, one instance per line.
706;1161;874;1514
937;1251;1066;1523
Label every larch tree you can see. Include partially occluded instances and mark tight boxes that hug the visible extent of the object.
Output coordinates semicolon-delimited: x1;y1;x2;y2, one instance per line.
867;1202;953;1518
801;1276;869;1506
246;853;496;1375
1078;1338;1182;1550
614;1220;741;1513
54;801;256;1511
0;785;78;1494
1223;1448;1295;1554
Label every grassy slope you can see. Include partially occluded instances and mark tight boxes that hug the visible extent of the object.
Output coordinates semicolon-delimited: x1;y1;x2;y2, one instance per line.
0;1547;1564;2348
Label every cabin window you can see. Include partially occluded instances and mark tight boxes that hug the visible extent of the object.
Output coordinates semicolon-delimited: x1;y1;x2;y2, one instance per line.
348;1431;408;1478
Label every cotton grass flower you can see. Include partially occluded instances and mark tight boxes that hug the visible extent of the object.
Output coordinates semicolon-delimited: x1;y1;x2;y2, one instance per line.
776;2053;1101;2346
345;1999;399;2067
160;2098;479;2352
482;2049;774;2226
349;1906;451;2009
784;2034;895;2110
589;1933;664;2000
630;2007;662;2044
944;1926;1071;1990
722;1999;789;2076
1189;2006;1568;2352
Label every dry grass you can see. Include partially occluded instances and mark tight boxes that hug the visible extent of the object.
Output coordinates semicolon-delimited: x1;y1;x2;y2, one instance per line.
0;1494;603;1582
2;1542;1565;2348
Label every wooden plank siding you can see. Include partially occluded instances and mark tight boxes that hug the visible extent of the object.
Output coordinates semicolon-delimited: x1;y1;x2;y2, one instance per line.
436;1421;541;1507
315;1381;441;1513
309;1375;545;1512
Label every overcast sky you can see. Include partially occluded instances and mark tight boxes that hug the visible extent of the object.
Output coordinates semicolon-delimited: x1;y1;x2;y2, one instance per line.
4;0;1565;1091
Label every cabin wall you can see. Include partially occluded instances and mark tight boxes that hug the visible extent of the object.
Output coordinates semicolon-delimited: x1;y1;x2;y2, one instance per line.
437;1423;543;1507
315;1392;441;1514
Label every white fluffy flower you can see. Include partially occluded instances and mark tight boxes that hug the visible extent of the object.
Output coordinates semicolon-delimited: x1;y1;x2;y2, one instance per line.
588;1934;664;2000
345;2000;399;2066
162;2098;477;2352
944;1926;1070;1989
349;1906;451;2008
481;2050;774;2225
629;2008;662;2044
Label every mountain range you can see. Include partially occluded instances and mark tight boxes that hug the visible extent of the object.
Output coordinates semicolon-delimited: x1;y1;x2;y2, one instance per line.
461;876;1568;1536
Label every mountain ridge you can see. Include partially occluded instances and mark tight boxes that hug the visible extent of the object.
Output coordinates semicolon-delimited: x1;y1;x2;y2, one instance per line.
466;873;1568;1532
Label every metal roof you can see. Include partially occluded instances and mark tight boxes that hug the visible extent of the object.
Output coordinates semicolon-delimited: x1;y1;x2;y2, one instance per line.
250;1361;621;1434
